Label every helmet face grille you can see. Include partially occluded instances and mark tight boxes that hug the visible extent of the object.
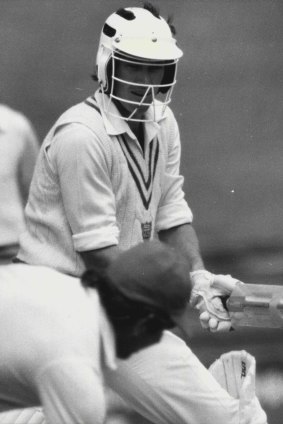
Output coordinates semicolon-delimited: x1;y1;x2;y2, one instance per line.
105;53;177;122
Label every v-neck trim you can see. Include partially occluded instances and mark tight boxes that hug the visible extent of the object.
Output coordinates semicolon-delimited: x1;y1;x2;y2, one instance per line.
118;134;160;210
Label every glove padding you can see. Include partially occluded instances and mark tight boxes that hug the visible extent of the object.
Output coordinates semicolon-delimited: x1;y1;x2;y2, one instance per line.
209;350;268;424
190;270;239;332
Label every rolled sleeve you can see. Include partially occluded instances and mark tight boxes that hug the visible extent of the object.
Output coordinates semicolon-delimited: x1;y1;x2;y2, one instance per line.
51;124;119;252
156;200;193;232
73;225;119;252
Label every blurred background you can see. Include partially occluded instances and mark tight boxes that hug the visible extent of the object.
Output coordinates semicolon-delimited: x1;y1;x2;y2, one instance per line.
1;0;283;422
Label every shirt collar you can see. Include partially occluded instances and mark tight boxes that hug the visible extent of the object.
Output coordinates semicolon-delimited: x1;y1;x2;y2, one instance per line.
94;90;167;142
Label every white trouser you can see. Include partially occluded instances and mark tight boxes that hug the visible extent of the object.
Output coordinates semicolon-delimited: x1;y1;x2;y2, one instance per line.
104;330;239;424
0;408;44;424
0;331;240;424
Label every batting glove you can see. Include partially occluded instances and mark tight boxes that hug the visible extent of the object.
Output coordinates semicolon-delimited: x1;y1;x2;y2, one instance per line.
190;270;239;332
209;350;268;424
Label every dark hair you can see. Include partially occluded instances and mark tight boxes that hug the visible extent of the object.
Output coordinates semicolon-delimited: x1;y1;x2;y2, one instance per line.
143;1;176;35
143;2;160;19
81;268;175;358
82;268;174;325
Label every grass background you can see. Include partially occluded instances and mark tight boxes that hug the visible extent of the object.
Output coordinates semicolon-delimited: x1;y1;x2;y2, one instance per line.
1;1;283;422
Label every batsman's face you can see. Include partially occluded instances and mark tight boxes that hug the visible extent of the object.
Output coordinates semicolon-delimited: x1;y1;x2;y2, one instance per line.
113;59;165;119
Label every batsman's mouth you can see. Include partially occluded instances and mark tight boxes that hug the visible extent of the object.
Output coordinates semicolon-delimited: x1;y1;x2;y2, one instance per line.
131;92;153;102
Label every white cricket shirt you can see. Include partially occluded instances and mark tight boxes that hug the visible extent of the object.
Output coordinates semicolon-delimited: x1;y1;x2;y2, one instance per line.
18;91;192;275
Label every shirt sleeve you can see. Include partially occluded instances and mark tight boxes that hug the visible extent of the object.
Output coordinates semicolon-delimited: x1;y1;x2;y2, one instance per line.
156;113;193;232
36;358;105;424
49;123;119;252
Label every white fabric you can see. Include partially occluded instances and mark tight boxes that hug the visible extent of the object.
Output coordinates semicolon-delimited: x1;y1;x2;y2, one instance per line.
18;91;192;276
105;331;240;424
0;343;268;424
0;264;115;424
0;105;39;248
13;92;249;424
209;351;268;424
0;408;44;424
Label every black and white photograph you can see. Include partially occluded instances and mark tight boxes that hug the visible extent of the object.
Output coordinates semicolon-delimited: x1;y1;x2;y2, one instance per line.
1;1;283;423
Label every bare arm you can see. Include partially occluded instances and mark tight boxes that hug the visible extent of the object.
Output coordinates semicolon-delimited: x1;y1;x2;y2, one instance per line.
81;223;204;273
80;221;205;271
80;245;120;270
158;223;206;337
158;223;205;272
159;224;240;333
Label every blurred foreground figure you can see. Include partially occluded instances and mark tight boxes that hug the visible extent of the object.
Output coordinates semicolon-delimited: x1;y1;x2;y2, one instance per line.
0;241;190;424
0;104;39;264
0;243;267;424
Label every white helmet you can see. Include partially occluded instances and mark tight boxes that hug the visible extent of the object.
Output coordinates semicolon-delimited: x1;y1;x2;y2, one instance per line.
95;6;183;122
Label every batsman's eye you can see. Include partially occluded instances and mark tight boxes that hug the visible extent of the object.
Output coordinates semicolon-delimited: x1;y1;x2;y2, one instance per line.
122;62;140;72
150;66;161;73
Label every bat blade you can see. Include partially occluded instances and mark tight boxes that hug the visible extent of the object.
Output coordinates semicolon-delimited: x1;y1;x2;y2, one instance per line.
227;283;283;329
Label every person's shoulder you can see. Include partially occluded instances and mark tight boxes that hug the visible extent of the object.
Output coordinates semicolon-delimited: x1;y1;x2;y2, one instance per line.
0;104;23;121
53;97;106;139
59;97;103;126
0;104;33;132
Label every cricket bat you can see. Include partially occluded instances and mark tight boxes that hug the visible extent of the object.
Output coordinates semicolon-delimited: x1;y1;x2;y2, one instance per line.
227;282;283;329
